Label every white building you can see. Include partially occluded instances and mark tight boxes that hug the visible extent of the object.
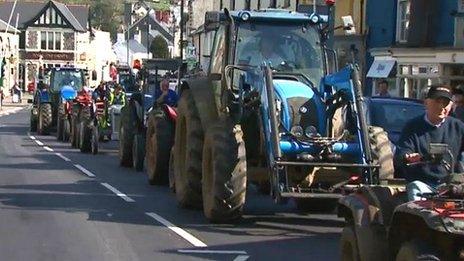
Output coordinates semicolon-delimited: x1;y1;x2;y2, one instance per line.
0;19;20;95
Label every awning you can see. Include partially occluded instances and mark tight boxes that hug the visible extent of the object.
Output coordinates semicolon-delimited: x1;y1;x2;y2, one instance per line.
367;60;396;78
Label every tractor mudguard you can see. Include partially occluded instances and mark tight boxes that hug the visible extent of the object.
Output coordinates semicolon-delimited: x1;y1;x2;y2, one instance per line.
180;78;218;131
392;202;464;235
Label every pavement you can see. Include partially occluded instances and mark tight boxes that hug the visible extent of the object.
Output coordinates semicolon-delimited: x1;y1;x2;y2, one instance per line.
0;92;31;117
0;110;343;261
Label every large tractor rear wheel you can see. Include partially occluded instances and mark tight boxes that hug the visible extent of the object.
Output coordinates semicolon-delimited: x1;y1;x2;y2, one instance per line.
146;113;174;185
119;106;134;167
396;240;441;261
37;103;52;135
368;126;394;180
173;90;203;209
202;118;247;223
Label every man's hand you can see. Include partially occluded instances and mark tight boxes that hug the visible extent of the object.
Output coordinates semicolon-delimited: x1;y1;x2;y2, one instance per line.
405;153;422;164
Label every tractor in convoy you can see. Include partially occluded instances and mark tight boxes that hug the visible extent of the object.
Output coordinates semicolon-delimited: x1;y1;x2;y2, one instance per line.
338;143;464;260
29;67;89;136
118;59;182;171
158;4;394;223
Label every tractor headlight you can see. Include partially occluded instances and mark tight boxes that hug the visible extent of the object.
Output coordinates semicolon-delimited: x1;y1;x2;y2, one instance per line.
305;126;318;138
291;126;304;138
310;14;320;24
241;12;251;21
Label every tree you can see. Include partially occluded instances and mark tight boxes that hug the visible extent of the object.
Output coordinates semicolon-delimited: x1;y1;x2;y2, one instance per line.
90;0;122;41
150;36;169;59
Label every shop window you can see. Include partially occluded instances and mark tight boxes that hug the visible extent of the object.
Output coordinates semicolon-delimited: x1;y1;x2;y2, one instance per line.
397;0;410;43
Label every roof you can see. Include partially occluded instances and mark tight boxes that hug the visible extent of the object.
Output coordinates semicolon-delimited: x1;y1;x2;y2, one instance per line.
0;18;19;34
129;13;173;43
0;1;88;31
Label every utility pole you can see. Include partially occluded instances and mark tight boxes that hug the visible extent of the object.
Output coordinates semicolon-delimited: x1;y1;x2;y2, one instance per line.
180;0;184;61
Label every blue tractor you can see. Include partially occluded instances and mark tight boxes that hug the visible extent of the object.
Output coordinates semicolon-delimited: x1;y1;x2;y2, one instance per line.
29;67;86;136
170;7;393;222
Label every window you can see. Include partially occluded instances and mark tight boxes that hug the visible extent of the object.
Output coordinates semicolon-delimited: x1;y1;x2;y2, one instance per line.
209;25;226;74
397;0;410;43
41;32;47;49
55;32;61;50
48;32;54;50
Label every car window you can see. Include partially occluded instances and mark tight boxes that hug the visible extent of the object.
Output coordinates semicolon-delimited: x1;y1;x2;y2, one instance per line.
370;102;424;133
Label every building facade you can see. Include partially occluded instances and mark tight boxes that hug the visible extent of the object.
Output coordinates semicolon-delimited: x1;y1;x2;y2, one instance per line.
0;19;20;95
366;0;464;98
0;1;90;90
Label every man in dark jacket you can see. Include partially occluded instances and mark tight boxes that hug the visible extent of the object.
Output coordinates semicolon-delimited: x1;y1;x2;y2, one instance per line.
397;85;464;201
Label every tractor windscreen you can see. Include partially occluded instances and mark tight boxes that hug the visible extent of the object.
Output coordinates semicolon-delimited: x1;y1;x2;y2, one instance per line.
235;22;324;86
51;69;84;92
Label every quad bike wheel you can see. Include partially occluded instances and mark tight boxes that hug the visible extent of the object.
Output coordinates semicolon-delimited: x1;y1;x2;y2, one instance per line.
119;106;134;167
70;116;79;148
146;112;174;185
340;226;360;261
91;126;99;155
396;240;441;261
57;117;64;141
173;90;203;209
37;103;52;135
132;133;145;171
202;117;247;223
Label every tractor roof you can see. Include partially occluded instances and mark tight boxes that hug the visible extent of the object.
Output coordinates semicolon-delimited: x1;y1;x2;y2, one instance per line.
205;9;328;26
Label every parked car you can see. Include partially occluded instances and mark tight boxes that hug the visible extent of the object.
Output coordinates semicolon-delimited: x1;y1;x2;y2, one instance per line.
365;96;425;145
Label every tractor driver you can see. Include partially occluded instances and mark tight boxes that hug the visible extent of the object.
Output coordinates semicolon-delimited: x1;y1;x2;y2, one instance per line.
241;33;285;68
396;85;464;201
155;78;178;107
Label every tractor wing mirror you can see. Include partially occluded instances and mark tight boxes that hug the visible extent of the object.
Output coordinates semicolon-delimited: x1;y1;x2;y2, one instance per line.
341;16;356;35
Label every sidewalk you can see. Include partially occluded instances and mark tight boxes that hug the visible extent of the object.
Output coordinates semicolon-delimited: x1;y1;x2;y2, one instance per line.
0;92;31;116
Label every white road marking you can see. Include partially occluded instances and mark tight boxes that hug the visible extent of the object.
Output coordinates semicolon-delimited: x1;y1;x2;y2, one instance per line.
55;153;71;162
177;250;247;255
35;140;44;146
29;136;36;140
146;212;207;248
73;164;96;178
233;255;250;261
100;183;135;202
43;146;54;152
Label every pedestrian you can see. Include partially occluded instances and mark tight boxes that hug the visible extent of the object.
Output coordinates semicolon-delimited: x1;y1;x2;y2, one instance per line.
452;85;464;122
375;80;391;97
109;62;118;83
396;85;464;201
155;78;178;107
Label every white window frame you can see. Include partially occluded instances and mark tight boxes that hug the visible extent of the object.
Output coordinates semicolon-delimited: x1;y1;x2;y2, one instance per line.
396;0;410;43
39;31;62;51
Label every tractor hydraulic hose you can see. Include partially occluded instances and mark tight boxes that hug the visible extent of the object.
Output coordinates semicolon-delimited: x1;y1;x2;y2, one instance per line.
264;65;282;159
350;65;374;183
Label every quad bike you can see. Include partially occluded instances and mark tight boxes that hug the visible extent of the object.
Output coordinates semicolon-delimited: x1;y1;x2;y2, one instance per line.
338;143;464;261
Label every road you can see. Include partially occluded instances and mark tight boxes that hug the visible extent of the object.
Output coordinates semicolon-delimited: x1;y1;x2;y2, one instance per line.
0;109;342;261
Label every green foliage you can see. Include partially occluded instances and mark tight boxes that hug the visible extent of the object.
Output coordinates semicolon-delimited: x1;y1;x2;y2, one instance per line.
150;35;169;58
90;0;122;41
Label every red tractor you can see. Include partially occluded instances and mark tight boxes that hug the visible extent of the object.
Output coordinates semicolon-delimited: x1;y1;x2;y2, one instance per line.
70;88;97;153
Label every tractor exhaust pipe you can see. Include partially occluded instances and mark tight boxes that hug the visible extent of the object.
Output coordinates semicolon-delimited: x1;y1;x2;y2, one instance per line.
264;65;282;159
351;65;374;183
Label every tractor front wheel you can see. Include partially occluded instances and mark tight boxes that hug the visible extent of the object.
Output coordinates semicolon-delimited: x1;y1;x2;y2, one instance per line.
202;118;247;223
37;103;52;135
132;133;145;172
173;90;203;209
63;118;71;142
146;113;174;185
91;126;99;155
